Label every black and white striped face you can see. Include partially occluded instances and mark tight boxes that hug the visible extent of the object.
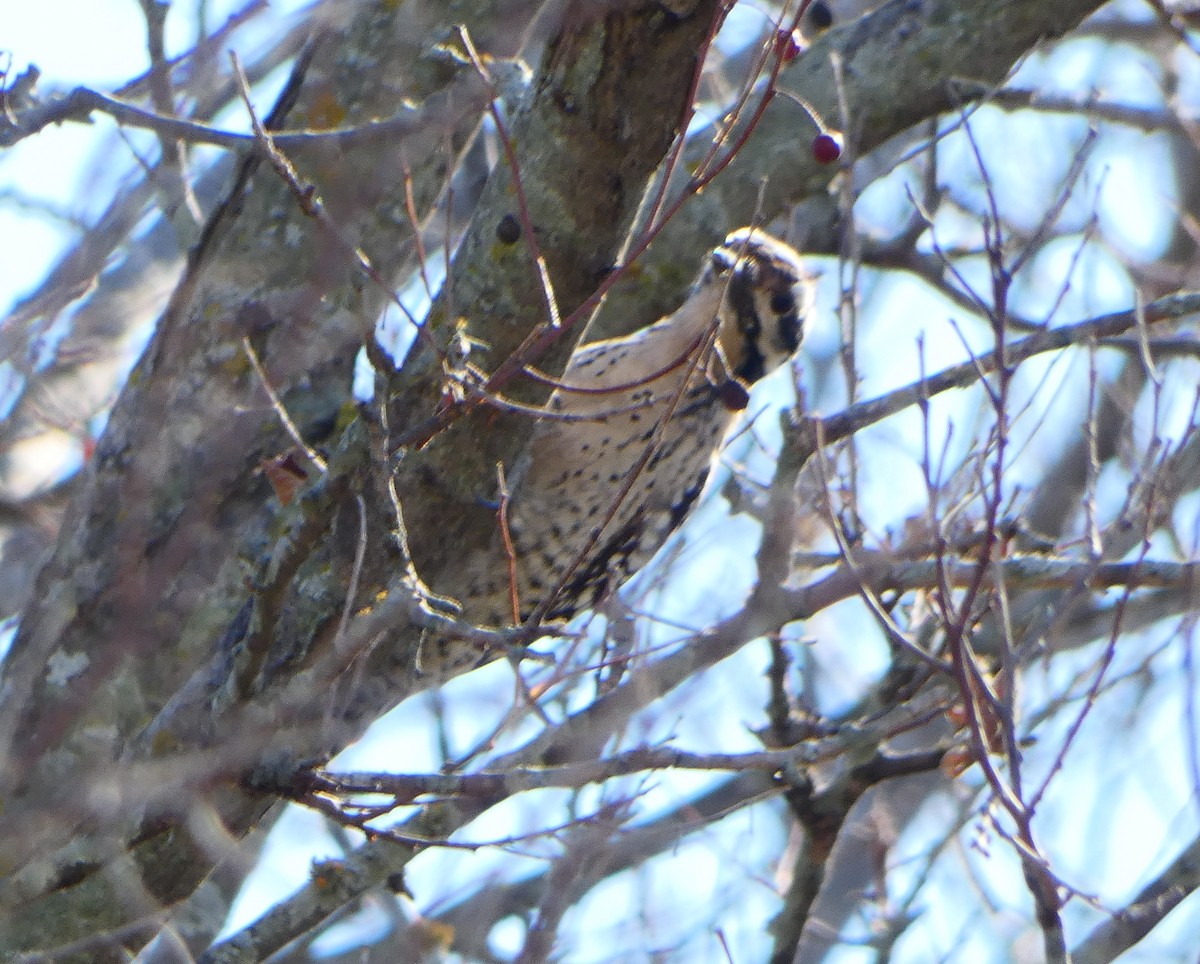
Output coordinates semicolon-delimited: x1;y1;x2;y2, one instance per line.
705;227;812;385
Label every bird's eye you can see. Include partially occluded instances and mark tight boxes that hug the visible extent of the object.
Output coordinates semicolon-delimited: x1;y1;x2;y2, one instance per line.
770;289;796;315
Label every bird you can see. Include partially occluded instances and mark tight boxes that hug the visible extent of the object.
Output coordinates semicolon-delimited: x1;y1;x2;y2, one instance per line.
418;227;814;673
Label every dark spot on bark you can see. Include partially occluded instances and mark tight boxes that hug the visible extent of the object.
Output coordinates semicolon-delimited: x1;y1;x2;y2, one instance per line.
807;1;834;30
235;300;276;338
496;213;521;244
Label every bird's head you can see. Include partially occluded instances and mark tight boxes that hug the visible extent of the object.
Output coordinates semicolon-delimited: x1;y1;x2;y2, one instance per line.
701;227;813;396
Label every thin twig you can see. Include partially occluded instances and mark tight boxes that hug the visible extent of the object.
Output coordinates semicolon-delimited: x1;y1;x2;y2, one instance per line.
241;336;326;473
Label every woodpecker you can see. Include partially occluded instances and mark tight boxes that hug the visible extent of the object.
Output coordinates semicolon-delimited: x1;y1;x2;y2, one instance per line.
418;227;814;672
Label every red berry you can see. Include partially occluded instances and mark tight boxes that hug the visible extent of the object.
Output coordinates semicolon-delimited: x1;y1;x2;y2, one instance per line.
776;28;803;63
812;130;843;164
717;379;750;412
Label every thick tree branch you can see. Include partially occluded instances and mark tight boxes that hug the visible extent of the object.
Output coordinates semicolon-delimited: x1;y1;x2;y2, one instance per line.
0;1;532;955
590;0;1111;340
1071;834;1200;964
